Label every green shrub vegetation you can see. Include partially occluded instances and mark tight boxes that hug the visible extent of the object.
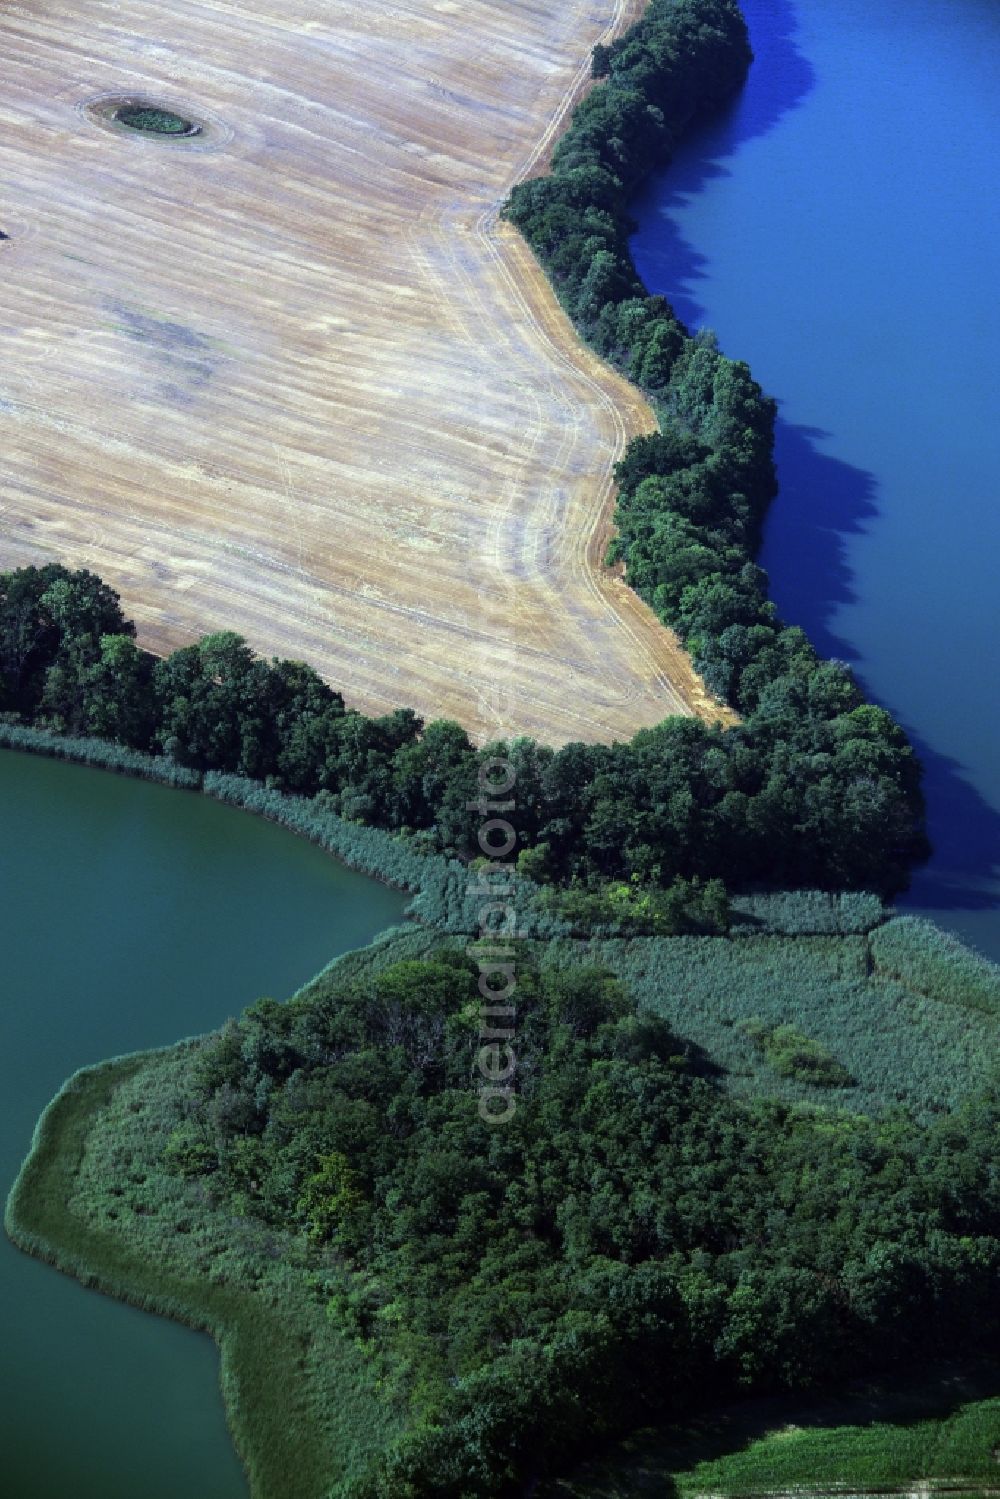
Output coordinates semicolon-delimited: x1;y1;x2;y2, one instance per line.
539;874;732;936
739;1018;854;1088
0;722;893;948
871;915;1000;1016
554;931;999;1115
3;3;995;1496
114;105;196;135
4;1051;406;1499
9;928;999;1497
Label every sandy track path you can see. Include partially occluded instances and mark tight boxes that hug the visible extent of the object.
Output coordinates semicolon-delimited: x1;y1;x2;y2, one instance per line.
0;0;726;744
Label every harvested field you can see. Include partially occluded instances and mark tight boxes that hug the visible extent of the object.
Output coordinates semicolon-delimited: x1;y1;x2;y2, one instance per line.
0;0;725;744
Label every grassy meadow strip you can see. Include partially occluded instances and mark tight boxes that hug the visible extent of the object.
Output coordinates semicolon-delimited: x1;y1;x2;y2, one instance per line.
729;891;885;936
4;1048;405;1499
547;1370;1000;1497
0;720;202;787
201;772;573;938
673;1397;1000;1497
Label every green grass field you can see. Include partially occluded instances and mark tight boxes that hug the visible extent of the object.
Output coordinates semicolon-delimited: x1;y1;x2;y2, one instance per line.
677;1399;1000;1495
549;1371;1000;1496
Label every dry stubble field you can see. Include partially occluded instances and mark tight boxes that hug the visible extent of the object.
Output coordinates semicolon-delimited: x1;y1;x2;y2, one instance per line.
0;0;725;744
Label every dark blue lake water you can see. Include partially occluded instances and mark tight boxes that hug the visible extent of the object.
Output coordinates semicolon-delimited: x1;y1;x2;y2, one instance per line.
631;0;1000;958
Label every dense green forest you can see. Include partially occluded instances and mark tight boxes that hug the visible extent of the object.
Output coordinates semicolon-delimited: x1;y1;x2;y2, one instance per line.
117;934;1000;1495
0;559;925;897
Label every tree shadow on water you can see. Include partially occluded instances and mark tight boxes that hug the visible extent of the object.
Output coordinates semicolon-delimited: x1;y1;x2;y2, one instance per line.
761;418;877;664
759;419;1000;909
630;0;817;331
628;2;1000;915
903;742;1000;911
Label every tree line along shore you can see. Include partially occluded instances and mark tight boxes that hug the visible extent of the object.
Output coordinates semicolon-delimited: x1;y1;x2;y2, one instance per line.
0;1;929;908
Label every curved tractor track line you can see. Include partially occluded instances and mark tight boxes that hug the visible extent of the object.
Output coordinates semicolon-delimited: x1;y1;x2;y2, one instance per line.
0;0;725;745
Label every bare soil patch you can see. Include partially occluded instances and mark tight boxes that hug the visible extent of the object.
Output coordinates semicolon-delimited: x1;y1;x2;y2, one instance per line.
0;0;725;743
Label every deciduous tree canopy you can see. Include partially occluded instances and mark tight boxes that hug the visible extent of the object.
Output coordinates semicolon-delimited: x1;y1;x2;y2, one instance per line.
166;945;1000;1496
0;561;927;897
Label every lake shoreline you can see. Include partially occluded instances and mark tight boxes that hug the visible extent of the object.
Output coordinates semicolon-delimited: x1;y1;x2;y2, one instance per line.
5;1052;278;1499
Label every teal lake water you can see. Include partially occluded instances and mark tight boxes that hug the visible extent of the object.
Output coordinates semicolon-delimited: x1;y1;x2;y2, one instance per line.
631;0;1000;959
0;749;406;1498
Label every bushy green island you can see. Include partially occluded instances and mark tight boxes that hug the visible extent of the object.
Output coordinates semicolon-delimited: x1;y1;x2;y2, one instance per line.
114;104;198;135
4;1;999;1496
546;1366;1000;1495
